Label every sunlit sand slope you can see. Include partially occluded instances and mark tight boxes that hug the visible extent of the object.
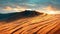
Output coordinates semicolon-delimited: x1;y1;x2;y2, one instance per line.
0;11;60;34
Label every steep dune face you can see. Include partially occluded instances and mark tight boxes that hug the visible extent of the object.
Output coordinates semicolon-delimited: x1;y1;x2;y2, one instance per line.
0;10;43;22
0;11;60;34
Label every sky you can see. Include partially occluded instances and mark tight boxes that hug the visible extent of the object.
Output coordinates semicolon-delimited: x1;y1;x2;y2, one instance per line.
0;0;60;14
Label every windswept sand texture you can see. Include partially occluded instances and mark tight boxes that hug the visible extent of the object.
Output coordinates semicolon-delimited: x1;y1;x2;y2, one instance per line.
0;11;60;34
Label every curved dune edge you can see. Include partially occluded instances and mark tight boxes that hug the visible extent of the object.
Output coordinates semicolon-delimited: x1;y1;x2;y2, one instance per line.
0;14;60;34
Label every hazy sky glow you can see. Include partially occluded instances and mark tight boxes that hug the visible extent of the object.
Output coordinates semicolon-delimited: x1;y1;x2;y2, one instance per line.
0;0;60;14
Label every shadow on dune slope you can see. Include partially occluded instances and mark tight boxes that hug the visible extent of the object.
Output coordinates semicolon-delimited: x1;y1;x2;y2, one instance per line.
0;10;43;22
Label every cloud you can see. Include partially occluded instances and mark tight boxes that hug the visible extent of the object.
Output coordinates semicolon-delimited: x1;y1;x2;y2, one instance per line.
3;6;27;11
43;5;57;11
0;0;60;14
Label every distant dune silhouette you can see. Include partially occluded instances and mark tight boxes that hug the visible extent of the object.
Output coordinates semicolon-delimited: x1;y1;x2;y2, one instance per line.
0;10;43;22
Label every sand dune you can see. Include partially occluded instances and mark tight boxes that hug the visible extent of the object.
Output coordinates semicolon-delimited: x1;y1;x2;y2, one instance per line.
0;10;60;34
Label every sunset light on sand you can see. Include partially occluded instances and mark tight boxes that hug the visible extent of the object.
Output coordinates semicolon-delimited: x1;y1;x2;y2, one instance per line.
0;0;60;34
